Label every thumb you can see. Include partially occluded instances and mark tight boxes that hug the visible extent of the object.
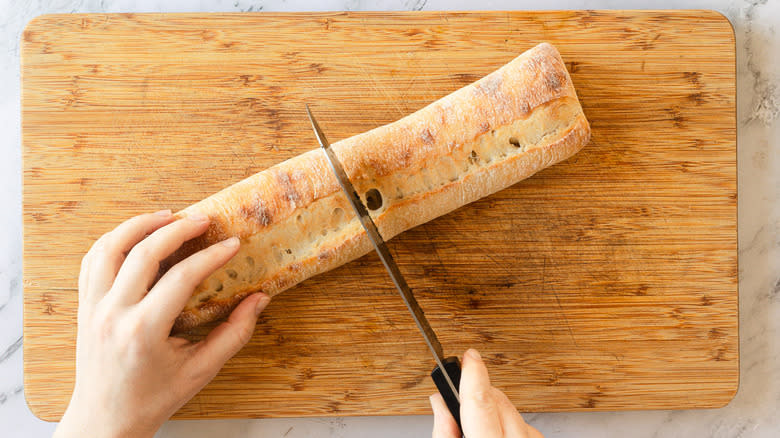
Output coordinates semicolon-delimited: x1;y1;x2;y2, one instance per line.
193;293;270;375
460;348;503;438
430;393;460;438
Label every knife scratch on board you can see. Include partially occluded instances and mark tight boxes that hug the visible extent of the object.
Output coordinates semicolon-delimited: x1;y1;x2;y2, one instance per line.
545;256;582;355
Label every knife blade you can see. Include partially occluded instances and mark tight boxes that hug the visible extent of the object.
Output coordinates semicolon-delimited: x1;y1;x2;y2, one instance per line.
306;105;463;428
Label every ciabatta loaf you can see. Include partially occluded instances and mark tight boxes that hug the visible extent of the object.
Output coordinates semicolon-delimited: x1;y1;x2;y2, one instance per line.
165;42;590;332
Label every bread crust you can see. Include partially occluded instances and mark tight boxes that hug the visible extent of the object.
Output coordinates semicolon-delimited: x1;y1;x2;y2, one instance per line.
165;42;591;332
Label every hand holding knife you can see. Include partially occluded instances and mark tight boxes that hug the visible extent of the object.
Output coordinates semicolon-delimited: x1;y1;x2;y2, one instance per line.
306;105;464;433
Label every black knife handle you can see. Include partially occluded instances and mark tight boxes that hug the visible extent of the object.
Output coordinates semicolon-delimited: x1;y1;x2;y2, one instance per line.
431;356;463;433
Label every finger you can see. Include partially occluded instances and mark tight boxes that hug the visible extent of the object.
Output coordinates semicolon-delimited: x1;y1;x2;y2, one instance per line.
191;294;269;379
430;393;460;438
143;237;241;331
111;213;210;304
87;210;174;302
493;387;531;437
459;349;503;438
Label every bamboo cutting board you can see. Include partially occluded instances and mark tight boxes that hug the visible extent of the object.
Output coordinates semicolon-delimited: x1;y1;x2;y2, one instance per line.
22;10;737;420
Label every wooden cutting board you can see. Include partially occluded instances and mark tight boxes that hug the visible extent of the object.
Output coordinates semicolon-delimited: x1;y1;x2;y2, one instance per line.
22;10;737;420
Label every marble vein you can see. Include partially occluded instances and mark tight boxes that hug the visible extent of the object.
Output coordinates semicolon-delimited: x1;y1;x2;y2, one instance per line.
0;386;24;406
0;337;22;364
744;0;780;125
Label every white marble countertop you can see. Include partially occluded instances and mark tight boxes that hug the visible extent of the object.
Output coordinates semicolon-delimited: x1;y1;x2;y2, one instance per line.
2;0;778;437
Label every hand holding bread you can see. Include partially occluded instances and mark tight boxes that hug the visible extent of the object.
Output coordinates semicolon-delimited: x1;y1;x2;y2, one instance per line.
54;211;269;438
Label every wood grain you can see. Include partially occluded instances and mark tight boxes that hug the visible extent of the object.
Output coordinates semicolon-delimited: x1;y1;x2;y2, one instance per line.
22;10;737;420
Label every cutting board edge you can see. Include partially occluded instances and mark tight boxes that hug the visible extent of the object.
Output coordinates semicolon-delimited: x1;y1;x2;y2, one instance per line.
19;8;738;49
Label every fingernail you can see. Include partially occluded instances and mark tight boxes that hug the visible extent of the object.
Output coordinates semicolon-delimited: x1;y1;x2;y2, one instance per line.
255;295;271;316
466;348;482;361
221;237;239;248
188;212;208;222
155;209;172;217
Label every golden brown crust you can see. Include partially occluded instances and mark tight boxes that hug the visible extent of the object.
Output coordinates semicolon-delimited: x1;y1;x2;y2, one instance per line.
166;42;591;332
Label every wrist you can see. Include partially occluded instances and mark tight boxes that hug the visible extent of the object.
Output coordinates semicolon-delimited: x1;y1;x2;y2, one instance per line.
54;397;158;438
